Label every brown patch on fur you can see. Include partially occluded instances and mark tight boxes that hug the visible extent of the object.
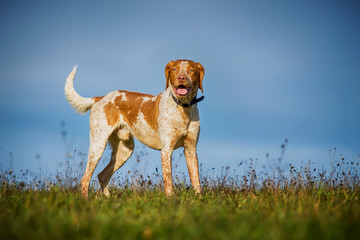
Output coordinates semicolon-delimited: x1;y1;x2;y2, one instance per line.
93;96;103;103
113;91;159;131
103;102;119;126
139;95;161;131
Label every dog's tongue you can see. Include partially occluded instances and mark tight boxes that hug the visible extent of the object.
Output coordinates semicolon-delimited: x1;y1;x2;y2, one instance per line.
176;87;189;96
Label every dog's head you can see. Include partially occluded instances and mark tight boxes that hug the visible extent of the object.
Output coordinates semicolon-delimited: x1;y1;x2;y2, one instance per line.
165;59;204;102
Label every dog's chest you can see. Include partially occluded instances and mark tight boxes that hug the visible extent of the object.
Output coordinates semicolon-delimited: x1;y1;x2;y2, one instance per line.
157;94;195;138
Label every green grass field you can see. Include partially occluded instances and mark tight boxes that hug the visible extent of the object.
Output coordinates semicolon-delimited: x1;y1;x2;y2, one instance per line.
0;185;359;240
1;145;359;239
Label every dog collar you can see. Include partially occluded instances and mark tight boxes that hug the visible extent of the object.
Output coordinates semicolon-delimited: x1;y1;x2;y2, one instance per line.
171;94;205;108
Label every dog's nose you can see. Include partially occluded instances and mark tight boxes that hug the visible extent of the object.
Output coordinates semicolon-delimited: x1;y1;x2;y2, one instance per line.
177;74;187;83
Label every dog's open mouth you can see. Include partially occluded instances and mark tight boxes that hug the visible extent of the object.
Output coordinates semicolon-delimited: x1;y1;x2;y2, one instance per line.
174;85;191;96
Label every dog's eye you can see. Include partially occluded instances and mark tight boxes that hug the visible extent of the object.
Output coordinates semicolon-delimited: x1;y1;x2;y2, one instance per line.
172;68;177;72
188;69;194;73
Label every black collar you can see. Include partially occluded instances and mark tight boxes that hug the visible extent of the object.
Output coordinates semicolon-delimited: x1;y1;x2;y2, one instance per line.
171;94;205;107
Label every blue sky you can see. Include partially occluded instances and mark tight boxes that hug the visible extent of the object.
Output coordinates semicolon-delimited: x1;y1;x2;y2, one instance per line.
0;0;359;178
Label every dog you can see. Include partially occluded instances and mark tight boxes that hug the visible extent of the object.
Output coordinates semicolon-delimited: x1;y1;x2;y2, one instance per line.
65;59;205;198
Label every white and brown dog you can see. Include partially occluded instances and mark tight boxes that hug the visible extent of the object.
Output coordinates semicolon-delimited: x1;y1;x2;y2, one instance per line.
65;59;205;198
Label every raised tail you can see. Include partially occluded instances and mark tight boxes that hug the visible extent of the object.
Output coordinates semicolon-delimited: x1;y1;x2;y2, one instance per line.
64;66;95;114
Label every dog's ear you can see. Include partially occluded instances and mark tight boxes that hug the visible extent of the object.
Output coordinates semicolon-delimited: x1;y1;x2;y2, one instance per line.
197;62;205;92
165;61;174;90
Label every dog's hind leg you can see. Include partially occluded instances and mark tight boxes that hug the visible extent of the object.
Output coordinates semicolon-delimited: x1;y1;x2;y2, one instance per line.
81;116;117;198
80;131;111;198
98;129;135;197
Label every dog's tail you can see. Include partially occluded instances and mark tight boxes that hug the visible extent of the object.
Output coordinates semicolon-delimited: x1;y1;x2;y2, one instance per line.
64;66;95;114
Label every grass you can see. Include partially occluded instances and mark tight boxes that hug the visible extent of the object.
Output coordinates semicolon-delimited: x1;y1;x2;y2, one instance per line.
1;185;359;240
0;141;360;239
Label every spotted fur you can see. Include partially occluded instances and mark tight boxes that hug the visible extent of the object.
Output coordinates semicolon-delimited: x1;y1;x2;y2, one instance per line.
64;60;205;198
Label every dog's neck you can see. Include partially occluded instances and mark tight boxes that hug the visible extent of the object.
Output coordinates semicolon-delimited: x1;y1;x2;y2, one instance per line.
171;94;204;108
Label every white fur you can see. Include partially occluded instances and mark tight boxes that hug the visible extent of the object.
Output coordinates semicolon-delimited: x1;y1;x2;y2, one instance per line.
64;66;95;114
180;61;189;73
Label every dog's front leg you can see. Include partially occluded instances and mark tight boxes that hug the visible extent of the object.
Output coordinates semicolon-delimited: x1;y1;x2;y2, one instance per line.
184;140;201;194
184;146;201;194
184;124;201;195
161;147;174;196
